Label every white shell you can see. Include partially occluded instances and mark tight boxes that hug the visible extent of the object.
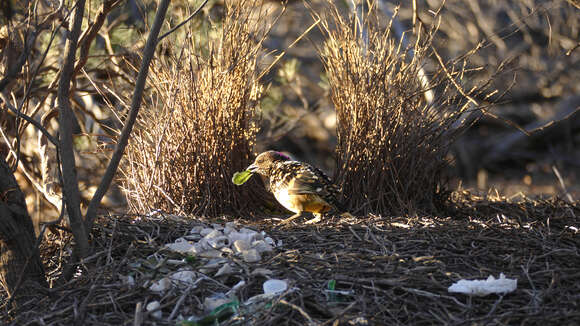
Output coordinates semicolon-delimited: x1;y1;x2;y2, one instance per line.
149;277;171;292
146;301;162;319
223;225;236;235
207;236;229;249
200;228;215;237
239;227;257;234
242;249;261;263
233;239;251;253
252;240;273;253
164;238;194;253
204;294;231;312
170;271;197;287
263;279;288;295
228;231;259;244
120;274;135;286
264;237;275;246
199;249;224;258
215;263;234;277
204;229;223;239
251;268;273;277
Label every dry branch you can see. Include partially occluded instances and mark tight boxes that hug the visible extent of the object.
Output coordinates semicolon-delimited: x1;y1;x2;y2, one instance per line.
57;0;89;257
482;96;580;165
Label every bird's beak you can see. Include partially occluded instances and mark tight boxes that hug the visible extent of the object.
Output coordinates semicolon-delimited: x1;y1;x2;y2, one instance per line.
247;164;258;173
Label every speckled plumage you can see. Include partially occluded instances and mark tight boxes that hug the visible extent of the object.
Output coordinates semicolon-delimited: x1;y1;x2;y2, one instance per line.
247;151;351;224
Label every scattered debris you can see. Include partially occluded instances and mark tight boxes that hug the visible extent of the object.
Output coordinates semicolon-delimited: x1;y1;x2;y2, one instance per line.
448;273;517;296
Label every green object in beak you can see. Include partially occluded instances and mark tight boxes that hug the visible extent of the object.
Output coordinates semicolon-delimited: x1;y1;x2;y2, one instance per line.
232;170;254;185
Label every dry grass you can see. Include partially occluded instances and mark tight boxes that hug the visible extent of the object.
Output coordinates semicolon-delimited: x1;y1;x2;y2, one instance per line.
120;0;275;217
313;1;493;215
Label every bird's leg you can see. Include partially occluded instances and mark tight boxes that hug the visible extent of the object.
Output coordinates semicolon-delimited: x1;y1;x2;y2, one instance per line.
279;212;304;225
305;213;322;225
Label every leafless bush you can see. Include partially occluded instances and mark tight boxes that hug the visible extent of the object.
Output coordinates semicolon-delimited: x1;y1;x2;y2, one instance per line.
314;1;492;215
121;0;274;216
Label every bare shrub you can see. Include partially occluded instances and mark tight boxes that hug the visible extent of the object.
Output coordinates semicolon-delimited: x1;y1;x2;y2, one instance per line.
121;1;273;216
313;1;492;215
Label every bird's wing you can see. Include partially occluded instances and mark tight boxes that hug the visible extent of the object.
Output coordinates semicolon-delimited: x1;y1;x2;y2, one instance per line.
286;165;339;198
275;162;346;212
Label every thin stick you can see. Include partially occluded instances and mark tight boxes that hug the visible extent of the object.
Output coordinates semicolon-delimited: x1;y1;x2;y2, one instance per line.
157;0;209;43
278;300;316;325
0;93;59;147
257;18;320;80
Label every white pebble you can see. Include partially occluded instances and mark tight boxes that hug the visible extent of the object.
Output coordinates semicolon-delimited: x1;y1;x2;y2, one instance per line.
207;236;229;249
170;271;197;287
215;264;234;277
120;274;135;286
146;301;162;319
229;231;259;243
242;249;261;263
252;240;273;253
149;277;171;292
199;249;224;258
251;268;273;277
220;247;234;255
233;239;251;253
264;237;275;246
204;229;223;239
164;238;194;253
223;225;236;235
204;294;230;312
200;228;215;237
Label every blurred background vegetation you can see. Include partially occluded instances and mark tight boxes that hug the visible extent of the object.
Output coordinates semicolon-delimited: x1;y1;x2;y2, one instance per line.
0;0;578;229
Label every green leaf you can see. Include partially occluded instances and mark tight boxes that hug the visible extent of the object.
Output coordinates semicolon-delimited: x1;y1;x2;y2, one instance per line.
328;279;336;290
232;170;254;185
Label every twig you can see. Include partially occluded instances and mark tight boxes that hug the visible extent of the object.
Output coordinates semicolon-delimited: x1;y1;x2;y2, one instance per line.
257;17;319;80
0;125;61;209
73;0;122;76
552;166;574;204
0;28;37;93
431;46;479;107
168;280;203;320
279;299;318;326
0;93;59;147
157;0;209;43
134;302;143;326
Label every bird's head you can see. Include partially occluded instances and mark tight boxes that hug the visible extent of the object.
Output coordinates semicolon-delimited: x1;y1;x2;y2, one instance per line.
247;151;291;176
